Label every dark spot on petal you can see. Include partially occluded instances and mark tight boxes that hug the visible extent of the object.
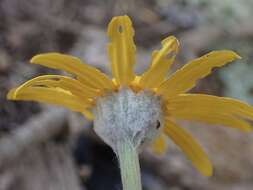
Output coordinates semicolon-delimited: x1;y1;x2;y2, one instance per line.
118;25;123;33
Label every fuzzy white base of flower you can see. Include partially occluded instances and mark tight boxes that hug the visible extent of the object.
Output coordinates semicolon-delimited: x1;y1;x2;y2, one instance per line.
93;88;163;190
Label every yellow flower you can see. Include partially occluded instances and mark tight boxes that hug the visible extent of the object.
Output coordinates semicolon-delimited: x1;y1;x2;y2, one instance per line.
7;15;253;177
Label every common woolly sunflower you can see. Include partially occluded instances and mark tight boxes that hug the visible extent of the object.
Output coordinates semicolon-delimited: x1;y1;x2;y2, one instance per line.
8;15;253;187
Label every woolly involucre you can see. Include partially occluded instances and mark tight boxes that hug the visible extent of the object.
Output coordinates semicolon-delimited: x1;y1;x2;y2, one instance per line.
93;88;162;151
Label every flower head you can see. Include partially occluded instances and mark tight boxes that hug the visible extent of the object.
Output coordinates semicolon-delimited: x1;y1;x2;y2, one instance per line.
7;15;253;177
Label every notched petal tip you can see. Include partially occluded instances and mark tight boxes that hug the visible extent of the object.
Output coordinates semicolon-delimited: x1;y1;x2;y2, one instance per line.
160;36;180;58
161;36;179;48
139;35;179;89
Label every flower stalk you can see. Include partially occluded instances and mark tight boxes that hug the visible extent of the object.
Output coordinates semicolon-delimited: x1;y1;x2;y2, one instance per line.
92;89;162;190
116;140;142;190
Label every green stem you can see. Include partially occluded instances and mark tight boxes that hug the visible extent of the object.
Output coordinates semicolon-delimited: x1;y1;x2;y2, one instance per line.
117;140;142;190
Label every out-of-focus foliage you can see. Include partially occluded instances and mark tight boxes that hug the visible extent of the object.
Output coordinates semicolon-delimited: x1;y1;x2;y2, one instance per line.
172;0;253;26
219;39;253;104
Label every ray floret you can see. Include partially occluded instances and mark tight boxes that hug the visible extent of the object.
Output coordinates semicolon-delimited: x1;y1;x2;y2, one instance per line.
7;15;253;180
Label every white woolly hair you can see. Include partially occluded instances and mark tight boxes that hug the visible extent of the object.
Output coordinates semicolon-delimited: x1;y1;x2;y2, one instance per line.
93;88;163;152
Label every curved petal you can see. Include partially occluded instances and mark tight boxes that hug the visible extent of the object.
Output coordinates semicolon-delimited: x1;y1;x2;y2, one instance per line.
163;119;213;176
11;75;101;100
157;51;240;98
167;94;253;132
107;15;136;85
31;53;115;90
151;133;168;155
7;87;91;112
169;112;252;132
139;36;179;89
168;94;253;120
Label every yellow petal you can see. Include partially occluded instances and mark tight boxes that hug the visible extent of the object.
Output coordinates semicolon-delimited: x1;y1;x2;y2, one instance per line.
129;76;142;92
139;36;179;89
167;94;253;132
12;75;101;100
82;109;94;120
7;87;90;112
163;119;213;176
170;112;252;132
157;51;240;98
31;53;115;90
107;15;136;85
168;94;253;120
151;133;168;155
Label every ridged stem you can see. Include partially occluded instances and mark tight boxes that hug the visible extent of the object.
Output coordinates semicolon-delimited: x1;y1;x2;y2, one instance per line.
116;140;142;190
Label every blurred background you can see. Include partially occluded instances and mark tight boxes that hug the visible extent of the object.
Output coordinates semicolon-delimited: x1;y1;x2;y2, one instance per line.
1;0;253;189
